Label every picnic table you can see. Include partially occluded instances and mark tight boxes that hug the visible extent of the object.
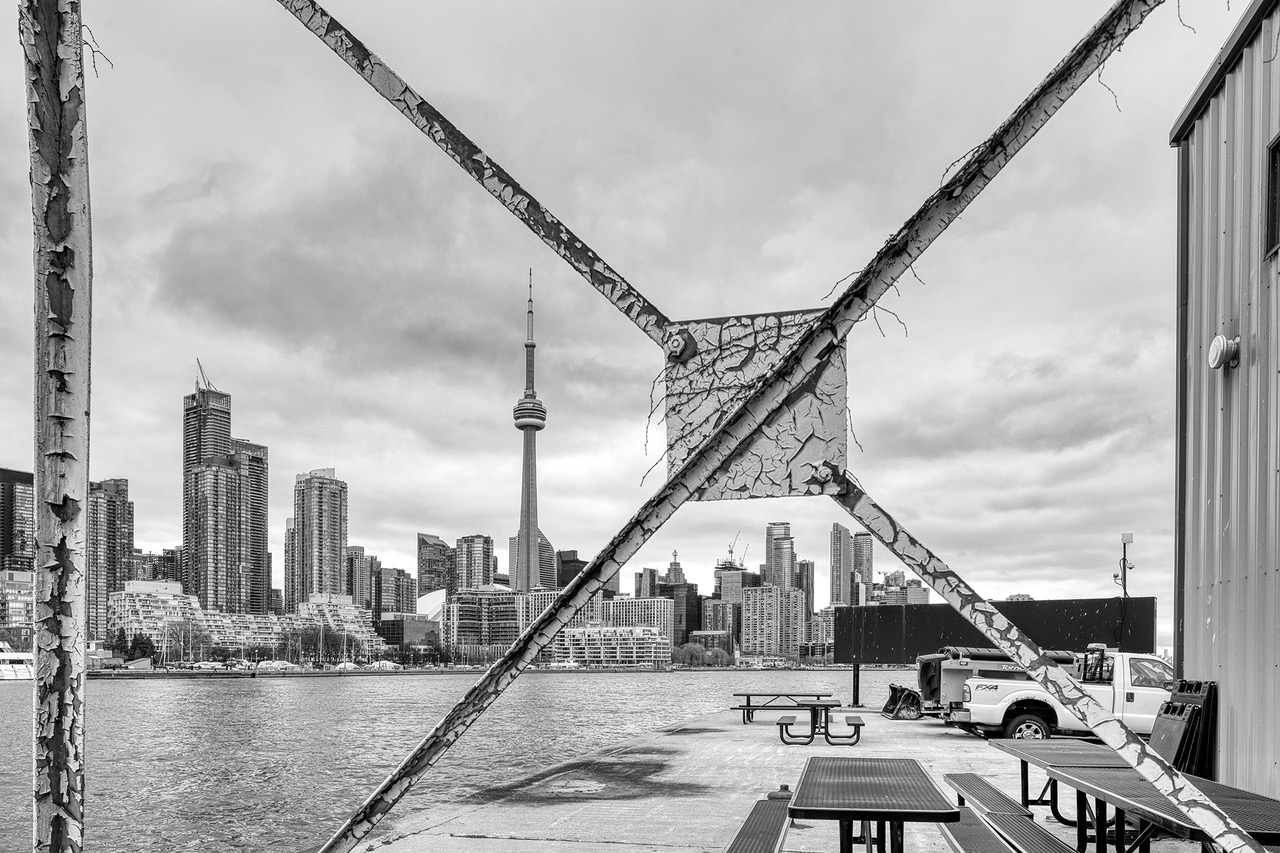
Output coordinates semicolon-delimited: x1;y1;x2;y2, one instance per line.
787;756;959;853
1047;765;1280;853
777;699;864;746
731;691;833;724
990;739;1127;823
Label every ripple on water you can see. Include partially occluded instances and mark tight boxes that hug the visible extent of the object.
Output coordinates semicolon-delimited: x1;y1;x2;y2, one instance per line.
0;669;895;852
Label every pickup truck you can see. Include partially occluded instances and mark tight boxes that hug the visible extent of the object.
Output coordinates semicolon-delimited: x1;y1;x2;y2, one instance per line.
948;645;1174;739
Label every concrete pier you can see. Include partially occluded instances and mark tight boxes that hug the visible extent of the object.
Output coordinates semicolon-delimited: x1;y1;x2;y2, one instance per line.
374;710;1192;852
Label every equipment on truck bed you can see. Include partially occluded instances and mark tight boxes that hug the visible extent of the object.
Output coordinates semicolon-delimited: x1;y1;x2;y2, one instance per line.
916;646;1075;720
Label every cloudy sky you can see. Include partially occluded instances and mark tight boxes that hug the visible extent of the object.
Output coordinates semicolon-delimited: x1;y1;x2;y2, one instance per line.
0;2;1245;647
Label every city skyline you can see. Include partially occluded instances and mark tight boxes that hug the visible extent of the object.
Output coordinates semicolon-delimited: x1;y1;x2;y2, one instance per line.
0;4;1243;648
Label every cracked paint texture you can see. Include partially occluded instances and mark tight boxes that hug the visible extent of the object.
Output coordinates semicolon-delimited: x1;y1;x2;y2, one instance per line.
23;1;91;852
833;471;1264;853
664;311;847;500
273;0;670;346
277;1;1219;852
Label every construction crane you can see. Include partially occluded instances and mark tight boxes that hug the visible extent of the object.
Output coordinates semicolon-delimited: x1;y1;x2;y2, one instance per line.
727;531;740;566
196;358;219;392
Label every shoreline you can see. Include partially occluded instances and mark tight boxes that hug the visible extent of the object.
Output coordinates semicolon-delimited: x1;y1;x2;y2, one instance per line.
82;663;912;680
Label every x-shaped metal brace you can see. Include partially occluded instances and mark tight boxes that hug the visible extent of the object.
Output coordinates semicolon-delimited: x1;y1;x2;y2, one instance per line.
270;4;1266;853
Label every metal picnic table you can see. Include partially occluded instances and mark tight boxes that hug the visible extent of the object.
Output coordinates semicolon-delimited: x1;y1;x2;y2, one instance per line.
989;739;1128;823
787;756;959;853
777;699;864;747
1046;765;1280;853
731;691;834;724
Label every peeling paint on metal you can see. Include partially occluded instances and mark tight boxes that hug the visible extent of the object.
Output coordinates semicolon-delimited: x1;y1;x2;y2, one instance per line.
664;311;847;500
302;2;1184;852
273;0;671;346
22;1;92;852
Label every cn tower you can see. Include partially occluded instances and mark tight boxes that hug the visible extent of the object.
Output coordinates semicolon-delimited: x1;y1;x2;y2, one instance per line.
512;271;548;592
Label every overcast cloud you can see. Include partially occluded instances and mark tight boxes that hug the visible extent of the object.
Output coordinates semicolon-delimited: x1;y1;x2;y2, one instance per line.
0;2;1246;649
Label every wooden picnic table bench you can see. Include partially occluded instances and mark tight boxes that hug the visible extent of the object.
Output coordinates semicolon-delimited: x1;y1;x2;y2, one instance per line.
730;691;834;724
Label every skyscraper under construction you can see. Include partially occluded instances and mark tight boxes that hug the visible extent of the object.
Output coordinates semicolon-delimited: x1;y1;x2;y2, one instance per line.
181;365;269;613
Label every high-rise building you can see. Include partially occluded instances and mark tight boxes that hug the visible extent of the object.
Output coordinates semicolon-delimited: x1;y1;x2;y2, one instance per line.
443;587;519;651
344;545;379;609
134;548;182;584
188;450;258;612
634;566;662;600
811;606;838;645
182;373;268;613
665;551;686;584
373;566;417;616
702;598;740;651
512;277;555;592
517;587;601;632
187;455;254;613
829;523;854;606
1;569;34;641
796;559;815;618
883;569;906;588
0;468;35;574
852;532;873;585
764;522;795;589
603;596;675;644
555;550;588;589
657;581;701;647
87;479;134;640
764;522;790;584
508;531;556;590
231;438;269;614
741;585;804;660
182;381;231;589
283;518;297;612
455;534;495;591
716;568;761;606
284;468;348;612
416;533;452;594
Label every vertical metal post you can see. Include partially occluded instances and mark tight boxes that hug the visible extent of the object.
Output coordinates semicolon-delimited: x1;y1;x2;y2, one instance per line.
21;2;93;851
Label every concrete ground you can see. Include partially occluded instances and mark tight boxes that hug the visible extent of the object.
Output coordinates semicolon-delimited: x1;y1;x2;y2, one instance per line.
374;709;1200;853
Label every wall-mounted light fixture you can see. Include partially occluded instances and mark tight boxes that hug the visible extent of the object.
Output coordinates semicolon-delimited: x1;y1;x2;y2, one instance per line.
1207;334;1240;370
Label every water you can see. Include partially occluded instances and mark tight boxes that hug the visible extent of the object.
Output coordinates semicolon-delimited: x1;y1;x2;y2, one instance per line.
0;668;900;852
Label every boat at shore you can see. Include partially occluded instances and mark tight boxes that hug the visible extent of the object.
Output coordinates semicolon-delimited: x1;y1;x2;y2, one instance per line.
0;649;34;681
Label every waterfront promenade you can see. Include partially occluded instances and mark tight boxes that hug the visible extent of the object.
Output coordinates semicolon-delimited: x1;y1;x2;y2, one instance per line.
375;710;1190;853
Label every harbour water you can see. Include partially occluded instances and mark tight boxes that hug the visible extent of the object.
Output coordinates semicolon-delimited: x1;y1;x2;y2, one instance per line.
0;668;899;853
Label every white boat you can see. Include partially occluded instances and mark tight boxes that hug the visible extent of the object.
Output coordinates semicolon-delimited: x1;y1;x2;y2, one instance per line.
0;650;34;680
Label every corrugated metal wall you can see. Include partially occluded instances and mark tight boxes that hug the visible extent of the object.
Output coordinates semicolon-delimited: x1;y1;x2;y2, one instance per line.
1180;6;1280;798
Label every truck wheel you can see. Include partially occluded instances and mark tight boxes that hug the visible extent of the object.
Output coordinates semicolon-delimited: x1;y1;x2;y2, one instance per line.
1003;713;1050;740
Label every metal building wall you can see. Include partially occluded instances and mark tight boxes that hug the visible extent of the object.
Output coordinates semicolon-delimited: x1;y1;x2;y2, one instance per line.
1177;2;1280;797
